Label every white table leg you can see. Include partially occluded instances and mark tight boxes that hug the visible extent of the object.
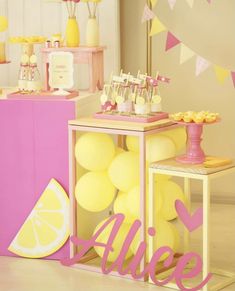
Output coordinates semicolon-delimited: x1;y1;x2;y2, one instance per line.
203;176;210;291
148;168;155;263
184;178;191;253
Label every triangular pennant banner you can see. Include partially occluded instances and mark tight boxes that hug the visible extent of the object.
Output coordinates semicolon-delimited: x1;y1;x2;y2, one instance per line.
185;0;194;8
149;17;166;36
207;0;212;3
231;72;235;88
142;4;155;23
180;44;195;64
168;0;177;10
195;56;210;76
151;0;158;8
165;31;181;51
214;65;230;84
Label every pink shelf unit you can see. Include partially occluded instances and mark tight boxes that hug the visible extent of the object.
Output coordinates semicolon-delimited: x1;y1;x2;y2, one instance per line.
41;46;105;93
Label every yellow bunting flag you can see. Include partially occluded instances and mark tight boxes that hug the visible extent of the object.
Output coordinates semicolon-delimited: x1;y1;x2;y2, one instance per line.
180;44;195;64
151;0;158;7
149;17;166;37
214;65;230;84
185;0;194;8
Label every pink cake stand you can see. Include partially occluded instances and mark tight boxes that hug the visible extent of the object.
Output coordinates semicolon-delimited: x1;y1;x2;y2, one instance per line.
175;120;220;164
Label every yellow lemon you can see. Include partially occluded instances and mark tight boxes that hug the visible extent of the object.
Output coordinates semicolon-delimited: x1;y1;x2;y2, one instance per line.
8;179;69;258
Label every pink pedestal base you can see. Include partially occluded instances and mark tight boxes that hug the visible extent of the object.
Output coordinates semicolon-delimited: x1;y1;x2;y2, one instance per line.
176;123;205;164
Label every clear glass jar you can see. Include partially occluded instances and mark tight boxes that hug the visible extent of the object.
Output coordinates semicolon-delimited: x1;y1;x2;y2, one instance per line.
18;54;29;92
150;85;162;112
116;84;132;113
136;85;149;105
27;55;42;93
134;85;150;115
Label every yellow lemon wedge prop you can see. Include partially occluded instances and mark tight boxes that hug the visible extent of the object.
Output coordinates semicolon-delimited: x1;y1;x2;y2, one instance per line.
8;179;69;258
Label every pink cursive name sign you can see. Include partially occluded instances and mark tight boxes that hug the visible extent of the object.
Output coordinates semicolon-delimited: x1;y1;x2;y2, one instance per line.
61;214;212;291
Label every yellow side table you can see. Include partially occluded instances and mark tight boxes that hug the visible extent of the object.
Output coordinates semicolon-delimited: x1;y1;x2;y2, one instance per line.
149;158;235;291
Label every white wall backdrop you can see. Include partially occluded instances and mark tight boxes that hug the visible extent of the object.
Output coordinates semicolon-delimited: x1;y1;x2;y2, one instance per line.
0;0;120;88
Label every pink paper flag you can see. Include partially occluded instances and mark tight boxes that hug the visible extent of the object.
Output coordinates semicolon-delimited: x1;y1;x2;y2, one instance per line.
168;0;177;10
195;56;210;76
165;31;180;51
207;0;212;3
142;4;155;23
231;72;235;88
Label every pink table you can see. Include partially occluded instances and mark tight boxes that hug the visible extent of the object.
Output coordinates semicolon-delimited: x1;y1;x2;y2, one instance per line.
0;98;76;259
41;46;105;93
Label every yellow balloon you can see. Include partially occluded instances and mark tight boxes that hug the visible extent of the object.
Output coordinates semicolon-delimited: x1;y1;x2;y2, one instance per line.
146;135;176;163
113;193;136;223
160;180;185;221
126;185;163;219
94;218;133;262
161;127;187;152
0;16;8;32
108;152;139;192
75;133;116;171
126;136;139;152
131;217;177;262
75;171;116;212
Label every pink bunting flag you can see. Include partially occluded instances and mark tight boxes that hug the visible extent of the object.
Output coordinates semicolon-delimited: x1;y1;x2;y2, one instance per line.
142;4;155;23
165;32;180;51
168;0;177;10
207;0;212;3
231;72;235;88
195;56;210;76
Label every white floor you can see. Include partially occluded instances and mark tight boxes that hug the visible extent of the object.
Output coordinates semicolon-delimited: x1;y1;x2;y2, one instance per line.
0;203;234;291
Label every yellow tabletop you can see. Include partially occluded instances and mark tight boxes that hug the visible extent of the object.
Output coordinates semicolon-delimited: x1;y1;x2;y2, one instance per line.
150;158;235;175
69;117;176;132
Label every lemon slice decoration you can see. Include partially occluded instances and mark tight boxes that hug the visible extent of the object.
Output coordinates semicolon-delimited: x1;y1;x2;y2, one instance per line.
0;16;8;32
116;95;125;105
136;96;145;105
8;179;69;258
152;95;162;104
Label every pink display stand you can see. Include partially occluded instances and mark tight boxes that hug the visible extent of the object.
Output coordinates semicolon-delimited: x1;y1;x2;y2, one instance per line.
0;98;76;259
176;121;219;164
41;46;105;93
94;111;169;123
7;90;78;100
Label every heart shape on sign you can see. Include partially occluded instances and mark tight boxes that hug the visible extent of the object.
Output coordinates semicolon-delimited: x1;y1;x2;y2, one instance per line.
175;200;203;232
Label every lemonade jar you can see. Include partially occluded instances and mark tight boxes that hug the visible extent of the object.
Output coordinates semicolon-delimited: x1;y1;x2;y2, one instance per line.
134;85;150;115
150;84;162;112
116;84;132;113
100;84;116;112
